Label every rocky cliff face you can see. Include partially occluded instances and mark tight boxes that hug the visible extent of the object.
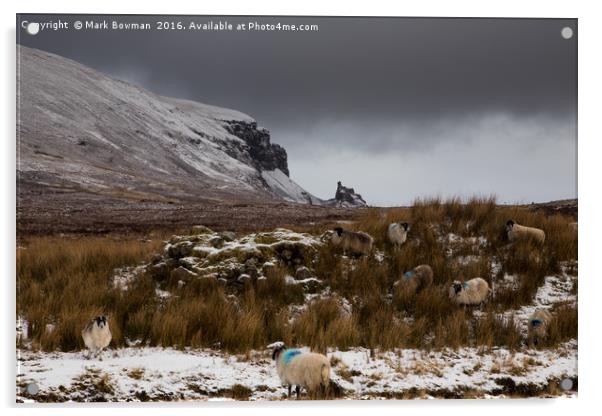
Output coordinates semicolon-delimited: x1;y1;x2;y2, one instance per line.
224;121;289;176
16;46;316;205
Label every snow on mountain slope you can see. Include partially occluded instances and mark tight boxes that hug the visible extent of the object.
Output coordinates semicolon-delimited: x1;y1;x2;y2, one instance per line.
261;169;322;204
16;45;317;204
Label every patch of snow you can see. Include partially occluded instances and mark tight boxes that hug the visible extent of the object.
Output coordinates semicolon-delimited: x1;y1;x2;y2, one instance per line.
113;265;146;290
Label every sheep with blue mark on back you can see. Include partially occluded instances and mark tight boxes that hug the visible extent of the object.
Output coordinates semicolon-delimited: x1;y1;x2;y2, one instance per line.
268;341;330;399
394;264;433;293
448;277;490;306
528;309;553;346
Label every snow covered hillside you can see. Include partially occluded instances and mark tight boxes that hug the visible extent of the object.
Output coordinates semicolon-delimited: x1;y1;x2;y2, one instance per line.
17;46;317;204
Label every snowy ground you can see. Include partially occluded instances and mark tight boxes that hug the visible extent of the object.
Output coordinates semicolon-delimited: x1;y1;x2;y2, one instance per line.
16;341;576;402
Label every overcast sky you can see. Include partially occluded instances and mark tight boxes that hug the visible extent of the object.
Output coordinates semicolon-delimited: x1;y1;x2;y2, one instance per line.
17;15;577;206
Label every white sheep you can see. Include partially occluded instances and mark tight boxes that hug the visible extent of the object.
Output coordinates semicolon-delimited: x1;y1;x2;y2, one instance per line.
268;342;330;399
506;220;545;244
387;222;410;248
331;227;373;257
395;264;433;293
448;277;490;306
81;315;112;358
528;309;553;346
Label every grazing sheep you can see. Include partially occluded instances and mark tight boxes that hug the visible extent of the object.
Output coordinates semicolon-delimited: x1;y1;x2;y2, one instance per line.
448;278;490;306
396;264;433;293
81;316;112;358
331;227;373;257
528;309;553;346
387;222;410;248
268;342;330;399
506;220;545;244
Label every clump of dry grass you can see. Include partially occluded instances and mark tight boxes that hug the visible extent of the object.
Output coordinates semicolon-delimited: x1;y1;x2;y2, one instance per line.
546;305;578;347
473;313;522;351
293;297;360;352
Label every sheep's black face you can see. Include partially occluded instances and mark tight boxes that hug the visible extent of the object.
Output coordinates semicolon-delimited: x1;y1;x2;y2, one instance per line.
272;345;285;361
95;316;107;328
400;222;410;231
334;227;343;237
506;219;515;231
453;283;462;294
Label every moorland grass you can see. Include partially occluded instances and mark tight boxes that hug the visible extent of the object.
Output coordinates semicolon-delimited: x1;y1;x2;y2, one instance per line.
17;196;577;352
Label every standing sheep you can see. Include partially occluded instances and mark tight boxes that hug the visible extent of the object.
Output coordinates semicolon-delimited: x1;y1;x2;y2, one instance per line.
528;309;553;346
268;342;330;399
81;315;112;358
396;264;433;293
387;222;410;248
330;227;373;257
448;278;490;306
506;220;546;244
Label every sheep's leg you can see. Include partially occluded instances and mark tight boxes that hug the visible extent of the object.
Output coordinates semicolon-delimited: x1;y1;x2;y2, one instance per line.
287;384;292;398
295;385;301;400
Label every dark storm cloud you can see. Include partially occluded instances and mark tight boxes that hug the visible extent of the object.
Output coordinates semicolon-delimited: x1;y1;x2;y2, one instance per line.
17;15;577;204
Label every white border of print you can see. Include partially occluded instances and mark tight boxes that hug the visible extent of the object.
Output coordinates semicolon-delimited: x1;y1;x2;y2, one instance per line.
2;1;599;416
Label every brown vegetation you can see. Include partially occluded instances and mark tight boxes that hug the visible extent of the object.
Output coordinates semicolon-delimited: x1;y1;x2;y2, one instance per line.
17;196;577;352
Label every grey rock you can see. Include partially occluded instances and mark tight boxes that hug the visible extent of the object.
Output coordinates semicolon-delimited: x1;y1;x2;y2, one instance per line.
166;241;194;259
295;266;313;280
219;231;236;242
208;236;224;248
170;266;198;281
191;225;213;235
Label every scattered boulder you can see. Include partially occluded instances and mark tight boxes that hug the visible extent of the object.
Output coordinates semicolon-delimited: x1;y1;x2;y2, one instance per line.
209;236;225;249
191;225;213;235
147;259;177;280
166;241;194;259
178;257;198;269
170;266;198;281
219;231;236;242
295;266;313;280
237;273;252;284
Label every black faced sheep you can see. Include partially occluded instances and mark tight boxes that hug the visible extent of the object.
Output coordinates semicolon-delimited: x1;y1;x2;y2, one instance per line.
506;220;545;244
448;278;490;306
81;315;112;358
330;227;373;257
387;222;410;248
